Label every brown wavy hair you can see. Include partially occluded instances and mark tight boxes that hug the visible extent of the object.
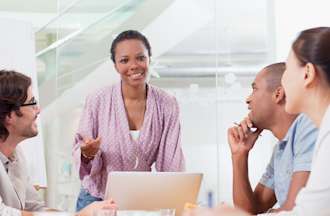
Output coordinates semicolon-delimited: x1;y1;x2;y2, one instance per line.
0;70;31;141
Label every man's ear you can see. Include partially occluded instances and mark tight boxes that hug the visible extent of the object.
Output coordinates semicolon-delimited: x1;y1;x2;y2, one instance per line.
4;112;14;127
273;86;285;104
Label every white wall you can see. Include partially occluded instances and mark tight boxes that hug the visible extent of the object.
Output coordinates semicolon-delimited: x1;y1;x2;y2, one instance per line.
274;0;330;61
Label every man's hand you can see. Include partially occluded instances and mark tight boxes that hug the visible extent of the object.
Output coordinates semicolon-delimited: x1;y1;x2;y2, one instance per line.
228;117;263;156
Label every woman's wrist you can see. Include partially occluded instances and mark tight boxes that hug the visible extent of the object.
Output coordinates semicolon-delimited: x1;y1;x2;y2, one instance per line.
81;151;95;163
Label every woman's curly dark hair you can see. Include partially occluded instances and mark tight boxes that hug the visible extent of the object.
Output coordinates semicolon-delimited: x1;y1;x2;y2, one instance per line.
110;30;152;63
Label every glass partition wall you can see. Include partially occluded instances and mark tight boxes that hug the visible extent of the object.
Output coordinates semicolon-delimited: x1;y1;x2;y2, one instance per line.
36;0;276;210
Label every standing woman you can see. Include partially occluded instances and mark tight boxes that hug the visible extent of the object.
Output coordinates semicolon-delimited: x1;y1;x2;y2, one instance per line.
73;30;185;211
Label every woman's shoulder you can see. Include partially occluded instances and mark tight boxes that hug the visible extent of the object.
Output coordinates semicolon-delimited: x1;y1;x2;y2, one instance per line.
149;84;177;104
149;84;179;112
86;83;119;101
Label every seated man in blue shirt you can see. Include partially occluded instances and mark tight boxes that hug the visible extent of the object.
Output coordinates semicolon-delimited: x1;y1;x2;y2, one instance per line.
227;63;318;214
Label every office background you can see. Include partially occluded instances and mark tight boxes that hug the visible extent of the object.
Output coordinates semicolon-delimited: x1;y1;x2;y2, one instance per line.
1;0;329;212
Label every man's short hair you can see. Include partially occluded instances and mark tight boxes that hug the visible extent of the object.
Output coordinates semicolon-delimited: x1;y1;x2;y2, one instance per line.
263;62;286;91
0;70;31;141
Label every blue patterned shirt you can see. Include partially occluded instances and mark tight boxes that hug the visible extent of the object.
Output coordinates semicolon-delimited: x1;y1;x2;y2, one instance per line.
259;114;318;206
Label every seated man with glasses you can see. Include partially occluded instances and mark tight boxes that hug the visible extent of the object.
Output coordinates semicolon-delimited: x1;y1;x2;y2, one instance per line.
0;70;116;216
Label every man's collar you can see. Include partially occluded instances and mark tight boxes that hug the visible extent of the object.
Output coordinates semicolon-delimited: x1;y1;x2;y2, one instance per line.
0;150;9;165
0;150;17;165
278;114;301;150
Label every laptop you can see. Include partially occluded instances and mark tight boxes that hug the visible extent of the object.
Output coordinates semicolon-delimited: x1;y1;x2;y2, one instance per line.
104;172;203;216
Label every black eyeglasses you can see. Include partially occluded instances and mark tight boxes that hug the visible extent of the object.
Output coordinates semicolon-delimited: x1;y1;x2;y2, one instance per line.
21;98;38;108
